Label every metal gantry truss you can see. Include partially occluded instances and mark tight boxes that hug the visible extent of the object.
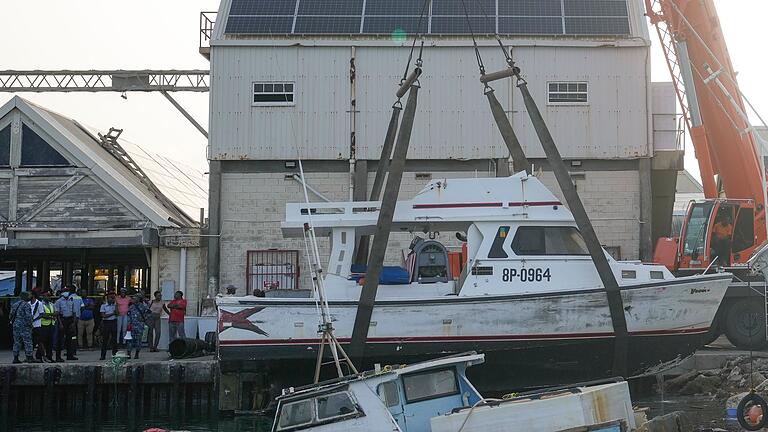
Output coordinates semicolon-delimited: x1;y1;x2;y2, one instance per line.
0;70;209;92
0;70;210;138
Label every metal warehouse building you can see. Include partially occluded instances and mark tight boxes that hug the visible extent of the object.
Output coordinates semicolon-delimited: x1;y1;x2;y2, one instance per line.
202;0;682;295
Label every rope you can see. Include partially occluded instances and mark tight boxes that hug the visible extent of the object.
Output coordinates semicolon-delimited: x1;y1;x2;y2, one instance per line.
400;0;432;84
459;0;485;75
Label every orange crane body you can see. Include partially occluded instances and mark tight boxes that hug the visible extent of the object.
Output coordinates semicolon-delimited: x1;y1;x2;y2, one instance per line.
648;0;766;272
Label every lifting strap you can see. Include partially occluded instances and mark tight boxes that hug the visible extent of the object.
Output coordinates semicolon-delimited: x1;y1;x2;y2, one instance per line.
350;0;431;359
485;88;531;174
350;82;421;359
355;101;403;264
515;74;629;377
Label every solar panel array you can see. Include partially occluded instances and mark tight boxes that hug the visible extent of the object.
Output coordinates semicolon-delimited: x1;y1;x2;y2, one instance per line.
224;0;632;36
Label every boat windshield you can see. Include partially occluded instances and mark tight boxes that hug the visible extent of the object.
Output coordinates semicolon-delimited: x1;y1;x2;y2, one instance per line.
276;391;360;431
683;202;714;257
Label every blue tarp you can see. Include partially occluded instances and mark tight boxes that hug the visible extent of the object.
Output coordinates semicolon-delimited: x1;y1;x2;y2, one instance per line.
349;264;410;285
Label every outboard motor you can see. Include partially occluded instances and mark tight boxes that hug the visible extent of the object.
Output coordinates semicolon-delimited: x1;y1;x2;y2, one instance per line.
408;237;450;283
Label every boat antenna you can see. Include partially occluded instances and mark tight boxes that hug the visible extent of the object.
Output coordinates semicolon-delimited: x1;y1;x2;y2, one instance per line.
296;158;359;381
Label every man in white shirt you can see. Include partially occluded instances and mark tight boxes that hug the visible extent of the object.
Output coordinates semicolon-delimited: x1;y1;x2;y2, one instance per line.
30;290;45;362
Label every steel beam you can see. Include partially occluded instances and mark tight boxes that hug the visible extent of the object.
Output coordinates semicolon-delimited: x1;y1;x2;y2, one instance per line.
0;70;209;92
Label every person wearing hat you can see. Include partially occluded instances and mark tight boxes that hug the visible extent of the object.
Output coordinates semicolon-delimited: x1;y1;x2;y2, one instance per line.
126;293;151;359
54;285;79;361
10;292;36;364
116;287;131;346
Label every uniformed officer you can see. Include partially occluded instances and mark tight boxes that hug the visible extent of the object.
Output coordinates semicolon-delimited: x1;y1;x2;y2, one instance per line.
10;292;36;364
54;285;79;361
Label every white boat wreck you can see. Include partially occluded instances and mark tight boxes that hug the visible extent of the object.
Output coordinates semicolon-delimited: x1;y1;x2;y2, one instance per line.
270;352;637;432
217;173;731;390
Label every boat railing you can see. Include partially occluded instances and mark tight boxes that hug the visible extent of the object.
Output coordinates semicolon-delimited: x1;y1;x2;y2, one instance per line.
284;201;382;224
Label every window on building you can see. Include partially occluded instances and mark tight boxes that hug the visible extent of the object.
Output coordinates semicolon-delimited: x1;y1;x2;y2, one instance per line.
548;82;588;105
511;226;590;256
20;124;70;167
402;368;459;403
0;125;10;167
247;250;300;293
253;82;295;106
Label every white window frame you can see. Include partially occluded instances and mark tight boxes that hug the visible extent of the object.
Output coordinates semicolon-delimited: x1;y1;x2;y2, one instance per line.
547;81;588;106
252;81;295;107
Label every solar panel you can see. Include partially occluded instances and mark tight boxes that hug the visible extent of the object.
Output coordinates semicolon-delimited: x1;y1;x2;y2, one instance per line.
565;17;630;34
297;0;363;16
222;0;631;36
363;17;426;34
564;0;628;17
431;0;495;16
230;0;297;15
499;0;562;17
431;16;495;34
225;16;294;34
294;16;362;33
365;0;425;16
499;17;563;34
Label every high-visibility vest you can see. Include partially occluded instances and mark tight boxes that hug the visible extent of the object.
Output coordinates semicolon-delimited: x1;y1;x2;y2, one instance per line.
41;303;55;326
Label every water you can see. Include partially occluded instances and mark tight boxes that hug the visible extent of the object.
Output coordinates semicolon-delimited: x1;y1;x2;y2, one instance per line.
4;414;274;432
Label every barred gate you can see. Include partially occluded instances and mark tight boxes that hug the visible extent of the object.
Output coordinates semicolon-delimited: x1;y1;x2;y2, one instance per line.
246;249;300;292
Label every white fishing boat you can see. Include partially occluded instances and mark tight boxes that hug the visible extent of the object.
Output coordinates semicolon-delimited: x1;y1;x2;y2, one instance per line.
270;351;637;432
217;172;731;390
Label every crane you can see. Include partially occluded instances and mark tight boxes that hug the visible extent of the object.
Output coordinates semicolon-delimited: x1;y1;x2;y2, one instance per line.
647;0;768;349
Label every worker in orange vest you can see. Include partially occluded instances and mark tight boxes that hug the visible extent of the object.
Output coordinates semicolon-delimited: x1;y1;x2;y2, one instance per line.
712;213;733;266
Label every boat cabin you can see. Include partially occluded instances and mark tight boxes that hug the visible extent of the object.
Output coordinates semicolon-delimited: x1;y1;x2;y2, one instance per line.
272;353;484;432
281;174;674;299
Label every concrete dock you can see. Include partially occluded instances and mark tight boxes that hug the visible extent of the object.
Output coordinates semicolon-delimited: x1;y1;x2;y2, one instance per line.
0;349;219;420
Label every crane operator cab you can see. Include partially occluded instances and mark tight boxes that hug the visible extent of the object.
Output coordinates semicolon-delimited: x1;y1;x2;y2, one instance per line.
660;199;757;273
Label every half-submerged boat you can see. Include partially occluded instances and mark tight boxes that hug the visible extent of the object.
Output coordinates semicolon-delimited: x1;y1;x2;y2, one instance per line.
217;172;731;390
270;352;637;432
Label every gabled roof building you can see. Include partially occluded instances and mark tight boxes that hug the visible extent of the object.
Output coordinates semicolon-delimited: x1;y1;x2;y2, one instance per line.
0;96;207;317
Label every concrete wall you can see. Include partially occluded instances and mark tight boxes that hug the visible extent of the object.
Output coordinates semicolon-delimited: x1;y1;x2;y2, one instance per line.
217;162;640;293
157;246;206;316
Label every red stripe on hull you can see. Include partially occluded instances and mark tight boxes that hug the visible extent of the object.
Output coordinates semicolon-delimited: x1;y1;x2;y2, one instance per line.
412;201;562;209
219;327;709;346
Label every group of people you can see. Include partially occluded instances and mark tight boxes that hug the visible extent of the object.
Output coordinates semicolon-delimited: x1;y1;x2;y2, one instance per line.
9;286;188;363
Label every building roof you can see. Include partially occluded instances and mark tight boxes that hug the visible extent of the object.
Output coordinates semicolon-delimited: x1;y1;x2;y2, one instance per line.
0;96;204;228
213;0;648;42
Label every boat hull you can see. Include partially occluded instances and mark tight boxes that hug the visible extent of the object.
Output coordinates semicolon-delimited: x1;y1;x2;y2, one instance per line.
217;273;731;391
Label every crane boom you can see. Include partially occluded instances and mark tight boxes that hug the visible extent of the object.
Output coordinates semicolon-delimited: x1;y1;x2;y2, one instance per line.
647;0;763;205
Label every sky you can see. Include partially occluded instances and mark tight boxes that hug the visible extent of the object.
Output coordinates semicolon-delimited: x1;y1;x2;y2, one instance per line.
3;0;767;188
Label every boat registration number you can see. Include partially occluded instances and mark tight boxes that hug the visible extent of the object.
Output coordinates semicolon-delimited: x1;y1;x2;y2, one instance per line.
502;268;552;282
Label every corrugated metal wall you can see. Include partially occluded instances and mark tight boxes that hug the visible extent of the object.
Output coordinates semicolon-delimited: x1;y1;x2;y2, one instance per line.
210;44;650;160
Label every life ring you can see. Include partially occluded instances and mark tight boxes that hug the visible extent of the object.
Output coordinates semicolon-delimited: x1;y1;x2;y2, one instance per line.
737;392;768;431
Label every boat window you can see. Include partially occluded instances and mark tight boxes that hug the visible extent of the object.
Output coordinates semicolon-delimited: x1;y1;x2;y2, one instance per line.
650;271;664;280
488;226;510;258
377;381;400;408
402;368;459;403
621;270;636;279
683;202;713;257
316;392;358;420
511;227;589;256
277;399;314;430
